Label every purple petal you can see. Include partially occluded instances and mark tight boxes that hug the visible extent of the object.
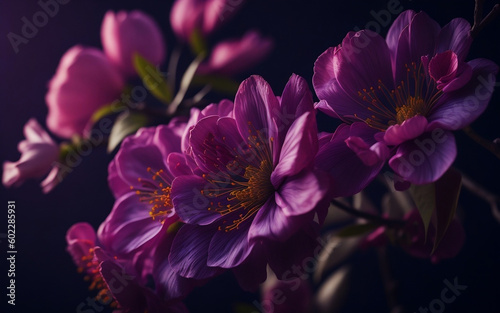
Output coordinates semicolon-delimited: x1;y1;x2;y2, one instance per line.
169;224;220;279
346;137;390;166
429;50;458;86
154;124;182;158
386;10;416;63
271;111;317;187
436;18;472;62
234;75;279;144
171;175;222;225
277;170;328;216
384;115;428;146
167;152;192;177
248;197;305;242
207;221;254;268
388;131;456;184
427;59;499;130
315;123;384;197
278;74;314;139
98;193;163;254
313;47;360;119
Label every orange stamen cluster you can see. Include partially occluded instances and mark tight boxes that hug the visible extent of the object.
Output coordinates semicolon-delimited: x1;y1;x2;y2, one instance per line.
201;122;275;232
132;167;173;223
355;62;442;130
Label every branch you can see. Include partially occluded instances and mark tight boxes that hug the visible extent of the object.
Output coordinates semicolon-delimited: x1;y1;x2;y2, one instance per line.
331;199;405;228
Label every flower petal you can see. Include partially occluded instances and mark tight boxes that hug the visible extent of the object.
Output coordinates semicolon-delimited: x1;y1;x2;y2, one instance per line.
383;115;428;146
169;224;220;279
171;175;222;225
427;59;499;130
388;131;456;184
315;123;384;197
271;111;317;187
277;170;328;217
436;18;472;62
234;75;279;144
207;221;254;268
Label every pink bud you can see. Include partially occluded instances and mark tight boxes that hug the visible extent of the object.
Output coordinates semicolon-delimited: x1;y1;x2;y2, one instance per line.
197;31;273;76
45;45;125;138
101;10;166;77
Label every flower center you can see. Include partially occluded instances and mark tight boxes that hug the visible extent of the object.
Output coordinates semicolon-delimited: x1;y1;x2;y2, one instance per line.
356;62;442;130
202;123;275;232
395;96;426;124
133;167;173;223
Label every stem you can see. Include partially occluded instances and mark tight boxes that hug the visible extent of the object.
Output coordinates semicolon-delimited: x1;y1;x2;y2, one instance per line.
167;45;182;93
470;1;500;38
377;247;404;313
331;199;405;228
167;54;205;116
462;126;500;159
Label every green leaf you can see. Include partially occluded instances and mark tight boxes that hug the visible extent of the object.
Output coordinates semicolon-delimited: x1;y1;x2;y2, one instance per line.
189;28;208;56
133;53;172;103
336;222;380;238
433;168;462;253
107;111;148;153
409;182;436;241
90;101;125;123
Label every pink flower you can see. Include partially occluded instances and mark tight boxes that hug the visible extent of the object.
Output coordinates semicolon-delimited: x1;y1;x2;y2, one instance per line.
3;119;59;188
197;31;274;76
46;46;125;138
101;10;166;77
170;0;245;41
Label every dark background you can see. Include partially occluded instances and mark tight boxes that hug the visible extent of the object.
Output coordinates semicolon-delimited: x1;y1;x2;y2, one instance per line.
1;0;500;312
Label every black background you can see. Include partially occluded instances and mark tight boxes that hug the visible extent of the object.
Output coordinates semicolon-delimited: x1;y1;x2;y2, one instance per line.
1;0;500;312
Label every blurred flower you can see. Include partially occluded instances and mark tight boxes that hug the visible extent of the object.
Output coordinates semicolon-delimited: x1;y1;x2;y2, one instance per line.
197;31;274;76
101;10;166;77
169;74;330;288
46;45;125;138
363;209;465;263
313;10;498;185
170;0;244;41
3;119;59;189
66;223;189;313
261;272;313;313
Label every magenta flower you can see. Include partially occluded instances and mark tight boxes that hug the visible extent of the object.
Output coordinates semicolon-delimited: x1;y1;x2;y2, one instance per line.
100;123;187;257
46;45;125;138
3;119;59;189
168;74;330;288
66;223;189;312
100;120;200;300
197;31;274;76
101;10;166;77
313;10;498;185
170;0;244;41
363;209;465;263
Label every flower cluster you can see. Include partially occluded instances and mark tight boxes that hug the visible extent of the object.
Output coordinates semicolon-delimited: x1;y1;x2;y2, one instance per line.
3;1;499;312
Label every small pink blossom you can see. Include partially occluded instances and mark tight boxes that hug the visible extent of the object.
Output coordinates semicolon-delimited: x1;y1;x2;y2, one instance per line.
3;119;59;189
197;31;274;76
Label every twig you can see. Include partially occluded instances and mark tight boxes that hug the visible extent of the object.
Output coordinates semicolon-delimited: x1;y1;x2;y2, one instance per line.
331;199;405;228
470;1;500;38
460;173;500;223
462;126;500;159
